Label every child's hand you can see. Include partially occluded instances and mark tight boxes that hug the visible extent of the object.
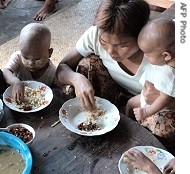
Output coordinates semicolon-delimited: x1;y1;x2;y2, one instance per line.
133;107;147;123
163;158;175;174
123;149;155;173
12;82;25;103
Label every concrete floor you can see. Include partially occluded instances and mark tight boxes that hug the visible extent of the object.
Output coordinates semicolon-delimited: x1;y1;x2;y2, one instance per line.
0;0;164;47
0;0;80;46
0;0;101;69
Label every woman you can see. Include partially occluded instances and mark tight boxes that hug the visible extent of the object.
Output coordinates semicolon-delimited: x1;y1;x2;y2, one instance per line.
57;0;161;111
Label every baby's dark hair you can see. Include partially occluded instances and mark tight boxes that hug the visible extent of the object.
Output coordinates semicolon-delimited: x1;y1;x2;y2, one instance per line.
94;0;150;39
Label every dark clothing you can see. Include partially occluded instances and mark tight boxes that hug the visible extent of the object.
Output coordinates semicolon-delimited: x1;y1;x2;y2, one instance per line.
0;70;7;95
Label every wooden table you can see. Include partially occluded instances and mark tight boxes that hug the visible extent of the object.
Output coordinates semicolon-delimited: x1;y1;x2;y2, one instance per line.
2;88;166;174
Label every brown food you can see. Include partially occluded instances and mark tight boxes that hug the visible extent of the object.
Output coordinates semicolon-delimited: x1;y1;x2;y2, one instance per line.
8;126;33;143
78;121;101;131
15;86;45;111
77;108;106;132
23;105;33;111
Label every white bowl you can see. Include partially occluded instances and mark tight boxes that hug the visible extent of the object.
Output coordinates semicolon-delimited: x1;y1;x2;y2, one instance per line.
6;123;35;146
0;99;3;122
118;146;174;174
3;80;53;113
59;96;120;136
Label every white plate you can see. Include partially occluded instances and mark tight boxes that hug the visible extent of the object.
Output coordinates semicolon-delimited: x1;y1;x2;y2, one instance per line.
3;80;53;113
118;146;174;174
0;99;3;109
0;99;3;122
59;97;120;136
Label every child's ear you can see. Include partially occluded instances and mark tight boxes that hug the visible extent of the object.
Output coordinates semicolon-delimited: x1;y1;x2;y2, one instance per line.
48;48;53;58
162;51;172;62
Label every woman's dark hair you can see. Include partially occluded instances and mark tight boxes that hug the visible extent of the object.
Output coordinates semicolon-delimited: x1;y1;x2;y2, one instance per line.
94;0;150;39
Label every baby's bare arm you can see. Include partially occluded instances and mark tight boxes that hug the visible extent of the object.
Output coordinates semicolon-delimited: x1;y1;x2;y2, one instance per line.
125;94;140;117
145;91;173;117
3;68;20;85
3;68;24;102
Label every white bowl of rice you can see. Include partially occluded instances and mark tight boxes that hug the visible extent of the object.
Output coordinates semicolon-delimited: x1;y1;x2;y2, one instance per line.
3;80;53;113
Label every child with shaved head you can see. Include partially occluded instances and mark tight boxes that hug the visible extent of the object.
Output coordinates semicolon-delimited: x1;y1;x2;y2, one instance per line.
125;18;175;138
3;23;59;103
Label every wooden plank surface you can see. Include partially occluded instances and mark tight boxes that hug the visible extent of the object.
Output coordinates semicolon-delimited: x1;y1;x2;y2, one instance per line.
0;4;175;174
8;89;166;174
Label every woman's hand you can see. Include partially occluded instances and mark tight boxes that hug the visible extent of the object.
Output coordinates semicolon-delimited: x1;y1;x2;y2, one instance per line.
12;82;25;103
57;48;96;111
163;158;175;174
74;74;96;111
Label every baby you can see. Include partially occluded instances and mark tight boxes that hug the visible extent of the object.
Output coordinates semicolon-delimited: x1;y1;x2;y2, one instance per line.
125;18;175;138
3;23;60;103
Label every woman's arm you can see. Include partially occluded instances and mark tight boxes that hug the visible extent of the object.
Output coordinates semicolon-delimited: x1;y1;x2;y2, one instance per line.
56;48;96;111
56;48;83;85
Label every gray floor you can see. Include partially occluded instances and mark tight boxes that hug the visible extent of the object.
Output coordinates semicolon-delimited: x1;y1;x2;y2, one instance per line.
0;0;161;47
0;0;101;69
0;0;80;46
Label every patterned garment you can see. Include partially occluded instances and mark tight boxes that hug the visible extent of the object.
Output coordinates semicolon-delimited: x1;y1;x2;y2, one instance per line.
0;70;7;95
141;110;175;138
76;54;133;110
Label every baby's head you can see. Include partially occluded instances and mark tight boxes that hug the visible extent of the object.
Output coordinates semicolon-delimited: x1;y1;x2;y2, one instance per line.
19;23;53;72
138;18;175;65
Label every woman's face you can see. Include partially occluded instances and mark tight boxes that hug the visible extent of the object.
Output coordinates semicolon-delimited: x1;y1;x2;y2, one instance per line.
100;32;139;62
20;44;51;72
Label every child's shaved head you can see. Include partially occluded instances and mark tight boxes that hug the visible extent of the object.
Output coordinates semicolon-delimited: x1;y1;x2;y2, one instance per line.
19;23;51;51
